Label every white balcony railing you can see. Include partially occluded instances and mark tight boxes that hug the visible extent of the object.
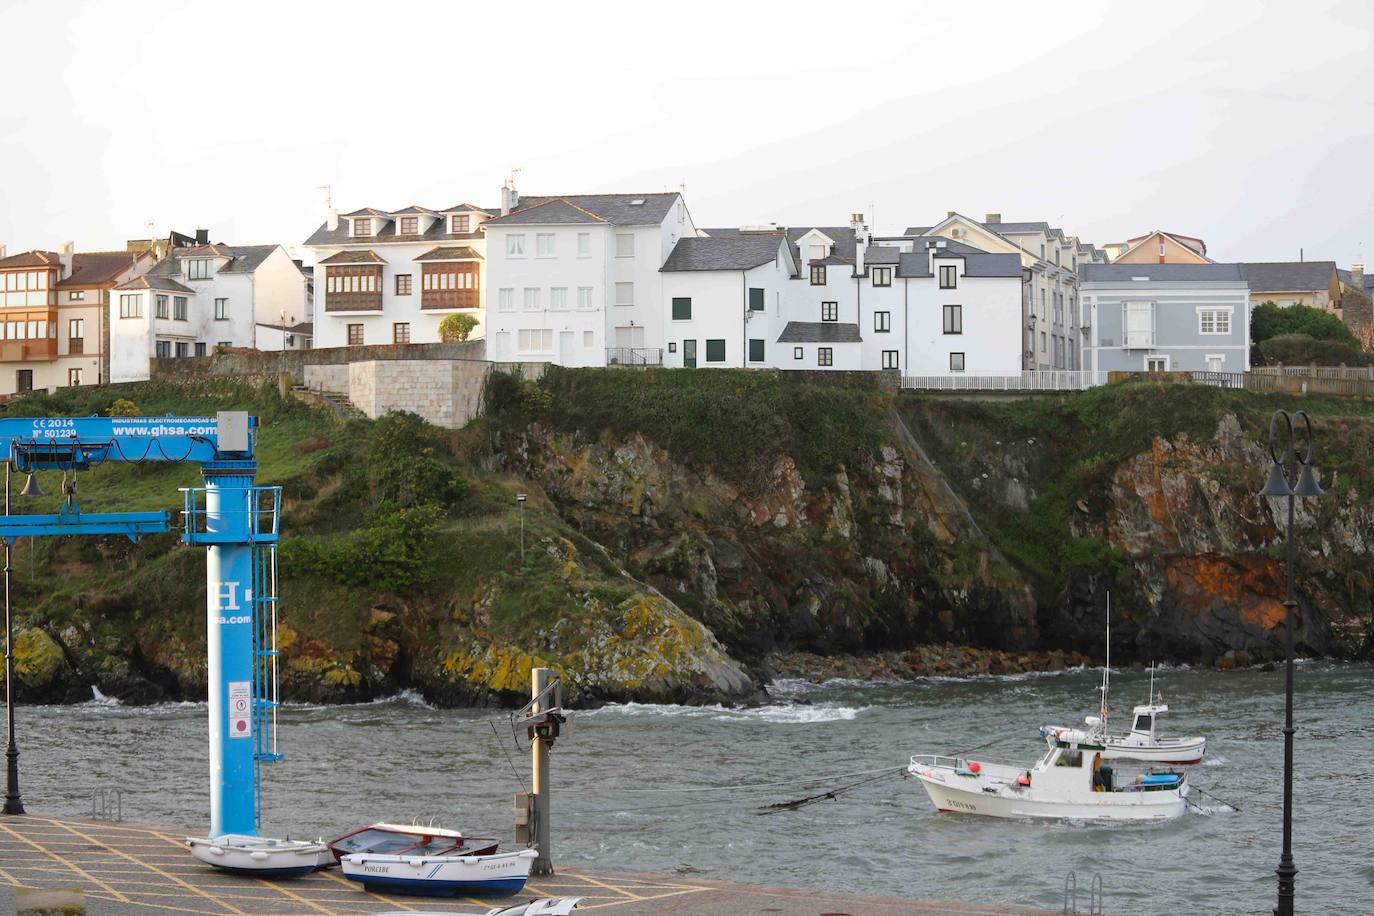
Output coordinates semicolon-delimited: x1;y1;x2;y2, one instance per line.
901;370;1108;391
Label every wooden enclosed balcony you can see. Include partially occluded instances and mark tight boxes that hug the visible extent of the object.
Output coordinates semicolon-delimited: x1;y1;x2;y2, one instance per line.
0;338;58;362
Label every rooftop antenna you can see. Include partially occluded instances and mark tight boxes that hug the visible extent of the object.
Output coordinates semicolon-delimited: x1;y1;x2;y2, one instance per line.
317;185;332;209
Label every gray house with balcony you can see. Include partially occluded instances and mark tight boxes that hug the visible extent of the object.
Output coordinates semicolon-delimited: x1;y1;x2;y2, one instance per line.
1079;263;1250;374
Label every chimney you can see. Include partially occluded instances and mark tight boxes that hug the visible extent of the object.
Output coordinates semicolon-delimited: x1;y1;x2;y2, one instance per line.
0;245;6;260
985;213;1001;224
851;212;868;276
947;211;956;218
195;228;209;245
1352;263;1365;294
326;206;339;232
500;179;520;216
60;240;75;277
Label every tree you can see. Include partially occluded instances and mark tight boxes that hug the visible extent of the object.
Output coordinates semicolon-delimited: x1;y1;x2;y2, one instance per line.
1251;301;1362;349
439;313;479;342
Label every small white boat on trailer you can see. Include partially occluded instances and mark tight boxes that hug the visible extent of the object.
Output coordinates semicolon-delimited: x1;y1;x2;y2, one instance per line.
186;834;331;877
341;847;538;897
908;732;1189;822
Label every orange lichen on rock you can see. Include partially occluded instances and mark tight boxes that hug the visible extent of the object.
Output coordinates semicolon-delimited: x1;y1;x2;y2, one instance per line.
1166;555;1288;632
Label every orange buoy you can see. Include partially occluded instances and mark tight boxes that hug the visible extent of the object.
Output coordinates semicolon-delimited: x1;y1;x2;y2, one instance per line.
968;761;981;774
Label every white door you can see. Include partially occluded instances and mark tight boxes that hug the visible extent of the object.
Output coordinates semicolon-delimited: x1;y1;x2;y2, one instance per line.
559;330;574;361
1146;355;1169;372
1205;354;1224;372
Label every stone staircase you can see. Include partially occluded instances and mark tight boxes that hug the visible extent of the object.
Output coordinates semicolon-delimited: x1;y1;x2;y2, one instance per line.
290;386;365;422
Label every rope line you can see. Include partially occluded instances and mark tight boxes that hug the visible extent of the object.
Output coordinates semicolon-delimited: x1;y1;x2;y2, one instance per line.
577;763;908;796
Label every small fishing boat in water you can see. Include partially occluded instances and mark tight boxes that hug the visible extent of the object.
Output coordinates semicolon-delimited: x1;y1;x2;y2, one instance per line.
341;847;538;897
908;730;1189;822
186;834;332;877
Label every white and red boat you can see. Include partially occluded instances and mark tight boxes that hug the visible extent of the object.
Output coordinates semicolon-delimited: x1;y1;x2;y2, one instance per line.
327;822;499;863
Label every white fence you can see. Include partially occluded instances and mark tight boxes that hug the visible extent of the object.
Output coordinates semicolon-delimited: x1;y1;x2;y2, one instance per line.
901;371;1109;392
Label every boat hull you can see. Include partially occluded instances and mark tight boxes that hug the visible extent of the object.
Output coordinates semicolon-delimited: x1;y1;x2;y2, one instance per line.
909;764;1187;822
340;848;536;897
187;835;329;878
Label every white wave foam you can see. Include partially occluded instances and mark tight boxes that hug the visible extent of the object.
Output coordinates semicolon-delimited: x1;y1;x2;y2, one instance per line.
1202;755;1227;767
580;701;864;724
368;689;435;709
85;685;121;707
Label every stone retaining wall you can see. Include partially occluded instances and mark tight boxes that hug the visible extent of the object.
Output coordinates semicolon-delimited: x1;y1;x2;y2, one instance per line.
152;340;487;386
348;359;544;428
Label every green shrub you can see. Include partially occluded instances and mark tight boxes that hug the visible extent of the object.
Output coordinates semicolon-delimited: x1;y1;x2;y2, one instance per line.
284;502;446;591
439;313;479;342
1257;334;1372;367
1252;301;1361;349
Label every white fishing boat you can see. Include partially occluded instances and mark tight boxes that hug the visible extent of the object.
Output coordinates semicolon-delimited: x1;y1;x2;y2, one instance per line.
908;731;1189;822
376;898;582;915
1043;595;1206;765
186;834;332;877
341;847;538;896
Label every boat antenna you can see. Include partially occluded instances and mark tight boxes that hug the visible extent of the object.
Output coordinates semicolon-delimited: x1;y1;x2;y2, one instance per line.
1101;591;1110;725
1149;660;1156;705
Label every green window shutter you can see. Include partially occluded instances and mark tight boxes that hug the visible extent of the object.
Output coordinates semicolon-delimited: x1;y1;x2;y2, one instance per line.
749;338;764;362
672;297;692;320
705;339;726;362
749;288;765;311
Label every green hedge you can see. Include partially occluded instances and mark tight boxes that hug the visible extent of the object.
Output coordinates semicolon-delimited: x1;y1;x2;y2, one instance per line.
1257;334;1372;367
1251;301;1361;349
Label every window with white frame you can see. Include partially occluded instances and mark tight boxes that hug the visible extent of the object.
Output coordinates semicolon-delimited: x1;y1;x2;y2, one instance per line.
1123;300;1155;347
523;288;541;311
809;244;826;261
550;287;568;311
874;311;890;333
1205;354;1225;372
1198;308;1232;335
119;294;142;318
577;233;591;257
536;233;556;257
872;267;892;287
518;328;553;352
577;287;594;310
615;282;634;306
1146;355;1169;372
615;233;634;258
155;295;169;319
882;350;899;370
498;288;515;312
352;219;371;237
583;330;594;347
506;234;526;257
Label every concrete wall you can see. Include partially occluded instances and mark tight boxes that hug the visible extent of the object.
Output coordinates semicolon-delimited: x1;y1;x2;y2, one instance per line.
348;358;544;429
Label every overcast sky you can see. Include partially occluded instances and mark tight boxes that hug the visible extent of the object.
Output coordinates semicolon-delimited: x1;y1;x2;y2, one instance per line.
2;0;1371;266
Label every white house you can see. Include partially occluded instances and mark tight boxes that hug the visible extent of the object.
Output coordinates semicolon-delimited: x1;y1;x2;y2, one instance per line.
483;183;694;366
110;243;307;381
304;203;492;349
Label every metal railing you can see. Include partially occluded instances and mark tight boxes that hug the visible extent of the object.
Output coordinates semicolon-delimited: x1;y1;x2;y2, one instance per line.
605;347;663;367
901;371;1108;392
181;485;281;544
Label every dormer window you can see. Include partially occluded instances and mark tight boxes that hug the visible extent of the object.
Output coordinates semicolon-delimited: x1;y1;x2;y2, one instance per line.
809;244;826;261
399;217;418;235
186;258;214;280
451;214;470;233
353;219;372;237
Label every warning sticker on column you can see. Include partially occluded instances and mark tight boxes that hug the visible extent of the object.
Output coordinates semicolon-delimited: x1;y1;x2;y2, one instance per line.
228;681;252;739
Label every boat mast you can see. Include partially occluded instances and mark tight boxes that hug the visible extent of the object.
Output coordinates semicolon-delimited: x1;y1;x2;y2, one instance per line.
1101;592;1110;724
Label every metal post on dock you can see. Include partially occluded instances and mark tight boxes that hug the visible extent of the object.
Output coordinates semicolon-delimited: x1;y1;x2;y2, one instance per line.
531;666;556;877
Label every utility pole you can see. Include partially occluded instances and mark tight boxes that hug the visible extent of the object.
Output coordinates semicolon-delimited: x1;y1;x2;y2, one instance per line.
4;463;25;815
530;667;557;876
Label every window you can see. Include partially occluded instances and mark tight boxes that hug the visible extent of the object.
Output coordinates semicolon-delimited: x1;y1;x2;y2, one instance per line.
119;294;142;318
155;340;171;359
939;264;957;288
682;339;697;367
498;288;515;312
352;219;372;237
749;288;765;312
672;297;692;320
705;339;726;362
950;352;966;372
882;350;899;370
1041;331;1047;350
187;258;213;280
1198;308;1232;335
1124;301;1155;347
175;342;189;358
396;275;412;296
872;267;892;287
450;214;470;233
15;370;32;393
874;311;891;333
68;290;84;302
195;342;206;357
577;287;594;310
68;368;82;387
216;341;232;349
577;233;591;257
794;347;803;360
550;287;568;311
614;282;634;306
749;339;765;362
615;233;634;258
536;233;556;257
68;319;84;354
810;264;826;285
809;244;826;261
347;324;364;346
506;234;526;257
1206;354;1225;372
399;217;418;235
518;328;553;352
155;295;169;319
214;298;228;319
393;322;410;344
1158;242;1166;256
523;288;541;311
1146;355;1169;372
818;347;833;367
1134;714;1153;733
821;301;838;322
943;304;963;334
174;296;188;320
668;342;676;353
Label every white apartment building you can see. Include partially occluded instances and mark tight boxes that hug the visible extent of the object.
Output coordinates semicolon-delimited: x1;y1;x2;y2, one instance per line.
304;204;492;349
110;243;307;381
483;185;694;366
909;213;1108;371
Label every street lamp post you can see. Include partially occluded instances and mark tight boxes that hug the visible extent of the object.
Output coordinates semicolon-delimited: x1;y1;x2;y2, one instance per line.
1258;409;1323;916
516;494;527;562
4;463;26;815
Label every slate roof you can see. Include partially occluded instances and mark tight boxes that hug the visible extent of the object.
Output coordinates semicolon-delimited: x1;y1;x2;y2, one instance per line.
1240;261;1338;292
305;217;484;247
54;251;146;288
440;203;497;214
863;246;901;265
963;253;1024;278
897;252;932;278
777;322;863;343
390;205;437;216
148;244;281;275
1337;268;1374;292
0;250;61;269
342;207;389;218
317;249;386;265
484;193;680;226
1082;263;1247;282
114;274;195;293
661;235;783;272
414;246;484;262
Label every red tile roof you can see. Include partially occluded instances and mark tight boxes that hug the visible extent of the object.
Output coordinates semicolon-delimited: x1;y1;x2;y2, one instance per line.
0;250;61;269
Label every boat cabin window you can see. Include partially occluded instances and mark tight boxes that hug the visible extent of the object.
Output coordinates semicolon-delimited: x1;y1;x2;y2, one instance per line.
1055;750;1084;768
1134;714;1153;732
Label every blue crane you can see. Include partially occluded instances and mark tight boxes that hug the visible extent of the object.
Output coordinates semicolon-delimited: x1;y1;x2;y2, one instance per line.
0;411;281;837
